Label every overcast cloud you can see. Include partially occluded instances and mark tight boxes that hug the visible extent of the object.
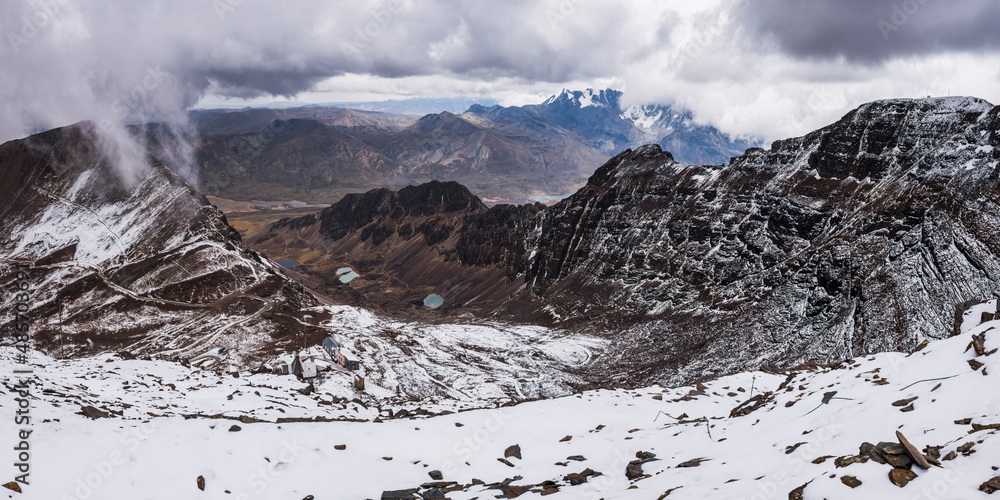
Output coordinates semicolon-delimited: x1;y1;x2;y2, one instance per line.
2;0;999;155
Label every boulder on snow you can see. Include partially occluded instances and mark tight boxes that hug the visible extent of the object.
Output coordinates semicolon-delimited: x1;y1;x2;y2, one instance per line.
841;475;862;488
381;489;420;499
896;431;932;469
888;468;917;487
504;444;522;460
980;476;1000;494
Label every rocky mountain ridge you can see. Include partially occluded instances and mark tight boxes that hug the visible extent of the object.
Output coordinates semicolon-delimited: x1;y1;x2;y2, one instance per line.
0;122;329;365
254;96;1000;385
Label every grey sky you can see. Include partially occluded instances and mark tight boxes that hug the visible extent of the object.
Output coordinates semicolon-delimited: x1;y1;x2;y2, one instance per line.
2;0;999;145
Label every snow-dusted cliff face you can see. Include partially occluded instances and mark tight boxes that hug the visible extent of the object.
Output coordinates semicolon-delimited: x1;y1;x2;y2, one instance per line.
274;96;1000;386
520;97;1000;385
0;122;323;364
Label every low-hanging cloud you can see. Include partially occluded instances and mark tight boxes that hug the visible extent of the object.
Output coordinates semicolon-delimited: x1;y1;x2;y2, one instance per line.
3;0;1000;174
733;0;1000;65
0;0;669;182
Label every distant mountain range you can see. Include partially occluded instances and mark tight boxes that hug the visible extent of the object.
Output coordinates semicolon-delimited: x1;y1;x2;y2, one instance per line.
317;96;501;115
191;89;759;204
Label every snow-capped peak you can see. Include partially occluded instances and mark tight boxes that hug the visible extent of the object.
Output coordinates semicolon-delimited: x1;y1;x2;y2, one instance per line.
542;88;616;109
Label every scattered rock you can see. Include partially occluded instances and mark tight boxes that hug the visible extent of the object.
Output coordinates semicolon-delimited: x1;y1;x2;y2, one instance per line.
883;452;913;469
626;451;658;480
888;468;917;487
981;476;1000;494
900;404;915;412
428;470;443;480
859;442;887;464
841;475;862;488
381;488;420;499
334;444;346;450
657;486;682;499
729;392;775;417
421;481;457;489
970;359;985;371
504;444;522;460
625;461;645;481
788;482;807;499
972;423;1000;433
896;431;931;469
80;405;108;419
559;435;572;442
677;458;705;468
834;454;869;468
229;425;241;432
2;482;22;493
811;455;835;464
497;458;515;467
970;333;987;356
197;475;206;491
785;442;807;454
942;451;957;461
955;418;973;425
303;496;314;500
957;441;976;456
422;488;446;499
567;455;586;461
892;397;918;407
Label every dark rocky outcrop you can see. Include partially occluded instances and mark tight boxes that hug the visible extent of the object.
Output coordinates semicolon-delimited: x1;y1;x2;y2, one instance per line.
0;122;326;365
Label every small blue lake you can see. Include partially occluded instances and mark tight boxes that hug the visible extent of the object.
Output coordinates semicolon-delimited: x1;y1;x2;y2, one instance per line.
337;267;359;283
424;294;445;309
530;193;571;204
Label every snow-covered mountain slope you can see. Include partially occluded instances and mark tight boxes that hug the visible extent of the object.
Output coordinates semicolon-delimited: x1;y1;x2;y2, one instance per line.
0;123;322;365
311;305;604;400
4;299;1000;499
